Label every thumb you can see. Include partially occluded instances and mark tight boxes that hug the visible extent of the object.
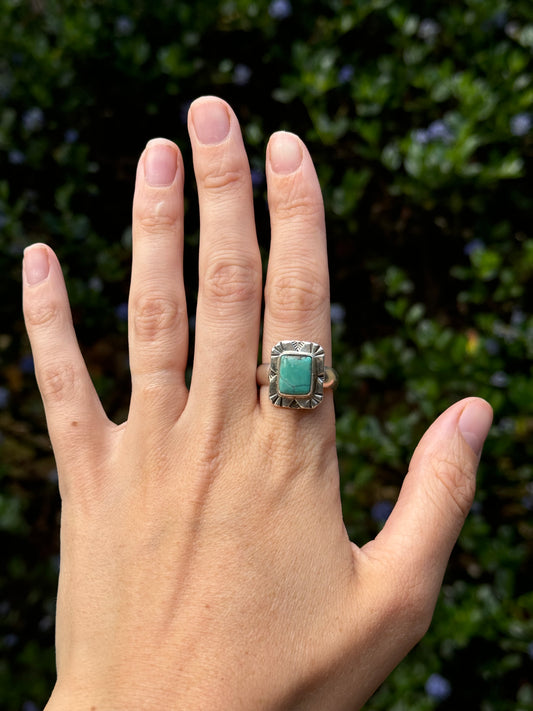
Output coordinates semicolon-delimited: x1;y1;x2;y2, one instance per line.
370;397;493;591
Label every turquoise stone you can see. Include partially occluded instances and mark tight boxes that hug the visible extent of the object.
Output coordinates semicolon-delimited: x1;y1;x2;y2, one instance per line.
279;354;312;396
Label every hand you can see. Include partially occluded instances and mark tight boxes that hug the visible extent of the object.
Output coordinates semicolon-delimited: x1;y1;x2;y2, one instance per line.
23;96;492;711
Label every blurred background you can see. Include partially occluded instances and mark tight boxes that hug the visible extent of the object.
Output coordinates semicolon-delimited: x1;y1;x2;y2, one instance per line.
1;0;533;708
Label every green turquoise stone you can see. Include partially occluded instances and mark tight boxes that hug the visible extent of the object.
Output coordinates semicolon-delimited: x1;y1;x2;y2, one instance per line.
279;354;312;396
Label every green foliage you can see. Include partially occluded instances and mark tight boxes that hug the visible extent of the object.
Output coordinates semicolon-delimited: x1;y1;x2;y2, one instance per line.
1;0;532;708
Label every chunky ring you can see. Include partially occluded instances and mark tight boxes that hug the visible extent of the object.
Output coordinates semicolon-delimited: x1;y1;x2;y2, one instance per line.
256;340;338;409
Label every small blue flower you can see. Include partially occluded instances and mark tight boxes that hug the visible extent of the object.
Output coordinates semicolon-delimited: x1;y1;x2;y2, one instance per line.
510;113;532;137
8;150;26;165
233;64;252;86
371;500;394;524
251;169;265;188
412;128;429;145
0;386;9;409
425;673;452;701
19;354;34;374
484;338;500;356
426;119;454;143
418;19;440;41
22;107;44;132
268;0;292;20
115;302;129;322
490;371;509;388
64;128;79;144
3;633;18;649
498;417;515;434
338;64;354;84
22;702;40;711
464;238;485;256
88;276;103;292
115;15;134;36
522;495;533;511
330;303;346;325
511;309;525;326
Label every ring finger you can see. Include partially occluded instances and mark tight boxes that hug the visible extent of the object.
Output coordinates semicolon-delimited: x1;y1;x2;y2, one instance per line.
262;132;332;419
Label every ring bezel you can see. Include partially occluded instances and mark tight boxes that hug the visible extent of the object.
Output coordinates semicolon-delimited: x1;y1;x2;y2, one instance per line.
268;341;325;409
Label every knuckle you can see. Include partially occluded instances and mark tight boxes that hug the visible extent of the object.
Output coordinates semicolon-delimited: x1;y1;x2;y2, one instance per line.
38;361;78;403
203;260;260;305
24;296;62;329
137;210;179;233
131;293;182;341
381;573;434;644
266;270;329;320
202;167;248;195
272;190;324;224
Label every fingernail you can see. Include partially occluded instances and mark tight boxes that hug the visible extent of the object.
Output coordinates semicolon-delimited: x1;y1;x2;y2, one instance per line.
190;99;231;145
144;140;178;186
23;244;50;285
269;132;303;175
458;399;493;457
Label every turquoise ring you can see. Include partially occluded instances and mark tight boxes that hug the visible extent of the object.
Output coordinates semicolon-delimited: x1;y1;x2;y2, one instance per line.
256;341;338;409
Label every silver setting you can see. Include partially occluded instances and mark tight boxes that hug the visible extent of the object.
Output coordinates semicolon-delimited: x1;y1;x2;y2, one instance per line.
268;341;326;409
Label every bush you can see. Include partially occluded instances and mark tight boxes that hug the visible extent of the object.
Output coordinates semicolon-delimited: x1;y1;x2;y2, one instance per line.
1;0;532;708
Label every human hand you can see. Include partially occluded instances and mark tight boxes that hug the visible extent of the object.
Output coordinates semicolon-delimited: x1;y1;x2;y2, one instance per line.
23;96;492;711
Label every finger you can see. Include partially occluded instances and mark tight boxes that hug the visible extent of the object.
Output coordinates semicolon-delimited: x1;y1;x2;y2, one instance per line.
187;97;262;413
262;132;332;418
367;397;493;604
128;139;189;426
22;244;110;485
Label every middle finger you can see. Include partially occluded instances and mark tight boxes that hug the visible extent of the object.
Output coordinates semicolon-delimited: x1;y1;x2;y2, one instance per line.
187;97;262;415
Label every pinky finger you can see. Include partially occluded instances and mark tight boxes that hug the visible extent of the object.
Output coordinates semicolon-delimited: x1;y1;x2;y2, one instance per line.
22;244;111;484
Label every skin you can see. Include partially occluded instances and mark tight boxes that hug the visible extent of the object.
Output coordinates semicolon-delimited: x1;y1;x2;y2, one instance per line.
22;96;493;710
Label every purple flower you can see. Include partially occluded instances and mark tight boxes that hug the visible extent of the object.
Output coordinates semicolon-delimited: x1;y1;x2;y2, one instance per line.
115;302;129;322
510;113;532;137
425;673;452;701
511;309;525;326
412;128;430;144
88;276;103;292
490;371;509;388
268;0;292;20
371;500;394;524
64;128;79;144
338;65;354;84
464;238;485;256
22;107;44;132
484;338;500;355
8;149;25;165
115;15;134;36
330;303;346;325
418;19;440;41
233;64;252;86
19;354;34;374
426;119;454;143
251;169;265;188
522;495;533;512
21;702;40;711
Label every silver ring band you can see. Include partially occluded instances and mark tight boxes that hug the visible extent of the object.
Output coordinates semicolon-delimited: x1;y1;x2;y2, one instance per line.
257;340;338;409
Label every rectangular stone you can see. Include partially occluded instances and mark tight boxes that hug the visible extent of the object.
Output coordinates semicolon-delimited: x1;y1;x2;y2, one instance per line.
279;354;312;396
